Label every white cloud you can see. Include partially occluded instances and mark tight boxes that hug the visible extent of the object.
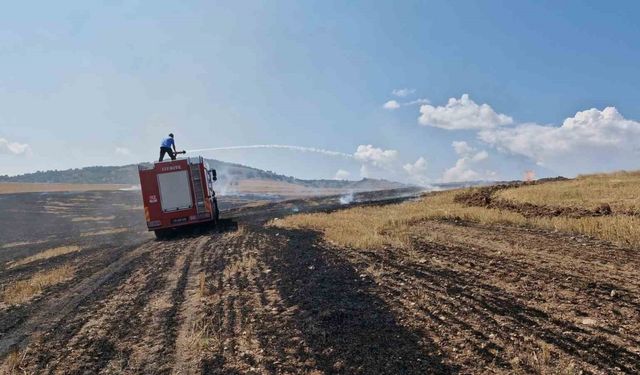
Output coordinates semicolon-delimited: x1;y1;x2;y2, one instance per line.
419;94;513;130
479;106;640;175
405;98;430;106
354;144;399;168
383;100;400;110
442;158;481;182
384;98;430;110
403;156;429;185
441;141;493;182
334;169;351;180
452;140;474;156
115;147;132;156
0;138;31;155
472;150;488;162
392;88;415;97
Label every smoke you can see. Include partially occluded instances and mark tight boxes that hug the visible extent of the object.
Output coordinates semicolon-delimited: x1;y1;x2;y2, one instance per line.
187;145;354;159
119;185;141;191
0;137;31;155
339;191;354;205
211;165;236;196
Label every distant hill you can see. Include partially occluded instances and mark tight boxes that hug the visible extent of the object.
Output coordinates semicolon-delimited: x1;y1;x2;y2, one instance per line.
0;159;409;193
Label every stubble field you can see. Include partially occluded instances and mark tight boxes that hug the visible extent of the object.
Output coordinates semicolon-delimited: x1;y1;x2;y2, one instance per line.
0;178;638;374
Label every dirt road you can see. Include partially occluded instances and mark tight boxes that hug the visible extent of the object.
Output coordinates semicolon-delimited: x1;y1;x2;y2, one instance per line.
1;189;638;374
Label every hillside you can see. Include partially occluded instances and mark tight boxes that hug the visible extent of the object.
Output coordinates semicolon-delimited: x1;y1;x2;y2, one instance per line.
0;159;409;193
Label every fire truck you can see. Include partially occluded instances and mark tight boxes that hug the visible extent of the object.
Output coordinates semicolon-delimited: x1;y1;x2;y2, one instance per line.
138;156;219;238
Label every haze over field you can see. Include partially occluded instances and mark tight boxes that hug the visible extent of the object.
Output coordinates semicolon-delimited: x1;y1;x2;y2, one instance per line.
1;1;640;183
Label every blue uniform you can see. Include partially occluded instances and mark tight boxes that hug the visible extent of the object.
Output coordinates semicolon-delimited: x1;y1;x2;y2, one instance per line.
161;137;175;148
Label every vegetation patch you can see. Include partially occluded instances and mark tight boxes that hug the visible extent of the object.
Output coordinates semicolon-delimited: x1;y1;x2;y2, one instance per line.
274;170;640;248
1;240;48;249
8;245;82;268
71;215;115;222
1;265;75;305
497;171;640;213
80;228;128;237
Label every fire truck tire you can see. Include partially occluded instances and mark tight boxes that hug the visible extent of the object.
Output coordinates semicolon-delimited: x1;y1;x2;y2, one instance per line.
214;201;220;222
154;229;169;239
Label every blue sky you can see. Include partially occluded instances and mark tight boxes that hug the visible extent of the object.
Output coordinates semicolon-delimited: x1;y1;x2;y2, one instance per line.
1;1;639;183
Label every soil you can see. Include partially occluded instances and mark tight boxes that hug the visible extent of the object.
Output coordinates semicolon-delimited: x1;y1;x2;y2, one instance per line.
0;187;638;374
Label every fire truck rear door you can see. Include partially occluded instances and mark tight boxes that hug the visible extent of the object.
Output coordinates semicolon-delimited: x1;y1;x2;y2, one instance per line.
157;170;193;212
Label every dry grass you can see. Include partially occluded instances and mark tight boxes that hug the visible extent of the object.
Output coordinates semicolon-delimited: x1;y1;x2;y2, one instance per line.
0;182;128;194
273;172;640;249
1;265;75;305
198;272;207;298
80;228;128;237
1;240;48;249
0;348;30;374
222;254;257;281
497;171;640;212
8;245;82;268
508;341;579;375
71;216;115;222
272;190;527;249
186;316;218;352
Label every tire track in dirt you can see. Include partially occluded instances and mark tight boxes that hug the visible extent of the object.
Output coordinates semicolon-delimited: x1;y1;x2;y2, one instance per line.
177;226;319;373
195;227;277;373
0;241;158;359
2;235;214;374
0;243;140;337
47;236;209;374
121;236;210;374
172;236;209;375
23;239;178;374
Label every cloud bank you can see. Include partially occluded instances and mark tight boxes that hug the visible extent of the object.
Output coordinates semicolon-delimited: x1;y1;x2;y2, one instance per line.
412;94;640;178
403;156;428;184
441;141;492;183
478;107;640;174
354;145;398;168
419;94;513;130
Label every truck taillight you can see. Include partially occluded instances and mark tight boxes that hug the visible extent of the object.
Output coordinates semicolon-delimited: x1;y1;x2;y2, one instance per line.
144;207;150;221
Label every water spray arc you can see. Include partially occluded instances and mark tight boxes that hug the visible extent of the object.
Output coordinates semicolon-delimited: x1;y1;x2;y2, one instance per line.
187;145;354;159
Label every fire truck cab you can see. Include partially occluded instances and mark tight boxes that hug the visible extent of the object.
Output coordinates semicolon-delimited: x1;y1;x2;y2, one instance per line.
138;156;219;238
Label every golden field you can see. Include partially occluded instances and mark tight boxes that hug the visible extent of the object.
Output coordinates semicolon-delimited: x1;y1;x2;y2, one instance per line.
273;171;640;248
496;171;640;212
0;183;129;194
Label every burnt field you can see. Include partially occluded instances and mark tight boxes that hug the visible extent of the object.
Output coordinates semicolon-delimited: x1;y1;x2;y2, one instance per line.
0;186;639;374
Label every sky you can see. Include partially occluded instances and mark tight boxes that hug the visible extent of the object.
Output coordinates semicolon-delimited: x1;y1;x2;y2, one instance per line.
1;1;639;184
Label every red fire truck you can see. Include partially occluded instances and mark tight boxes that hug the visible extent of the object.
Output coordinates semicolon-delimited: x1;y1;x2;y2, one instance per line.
138;156;219;238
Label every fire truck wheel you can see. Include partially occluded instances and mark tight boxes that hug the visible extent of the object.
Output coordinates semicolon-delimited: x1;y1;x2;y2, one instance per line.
213;198;220;222
154;229;169;239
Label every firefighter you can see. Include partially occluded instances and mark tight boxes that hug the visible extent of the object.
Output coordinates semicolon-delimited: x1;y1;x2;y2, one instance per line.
159;133;177;161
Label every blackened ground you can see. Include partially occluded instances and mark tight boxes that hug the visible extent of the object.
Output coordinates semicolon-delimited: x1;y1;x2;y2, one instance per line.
1;186;638;374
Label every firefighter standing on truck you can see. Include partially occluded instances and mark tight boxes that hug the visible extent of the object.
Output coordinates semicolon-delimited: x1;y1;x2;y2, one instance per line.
159;133;177;161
